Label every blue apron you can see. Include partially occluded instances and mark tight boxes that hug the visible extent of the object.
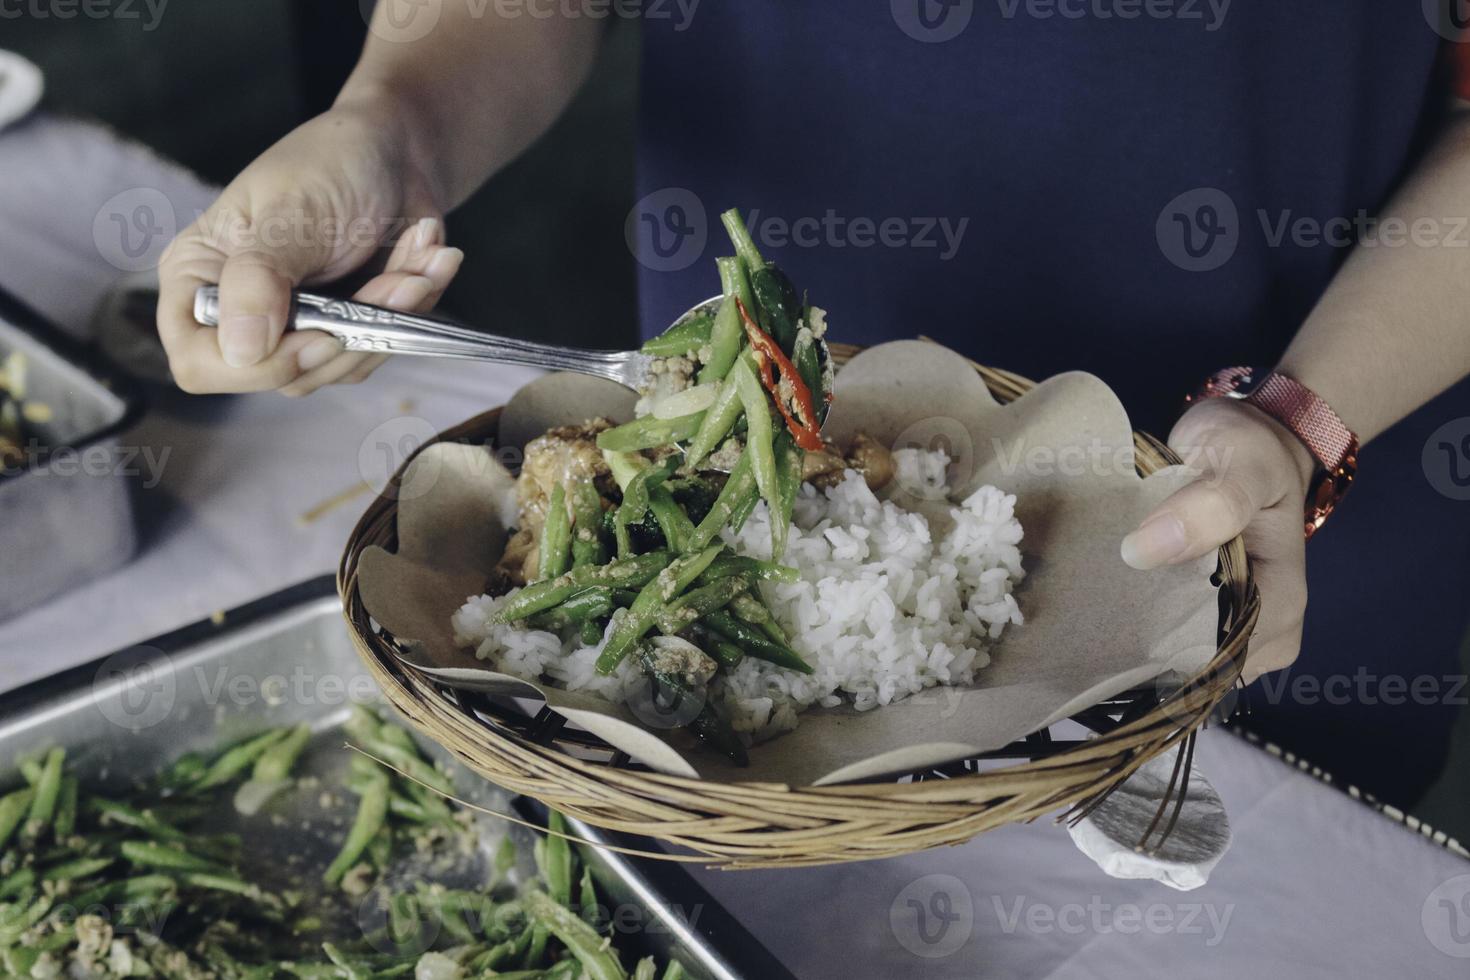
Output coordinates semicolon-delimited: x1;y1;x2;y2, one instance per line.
633;2;1470;807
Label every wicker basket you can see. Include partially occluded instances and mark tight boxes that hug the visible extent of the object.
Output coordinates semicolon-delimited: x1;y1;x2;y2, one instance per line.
338;348;1259;869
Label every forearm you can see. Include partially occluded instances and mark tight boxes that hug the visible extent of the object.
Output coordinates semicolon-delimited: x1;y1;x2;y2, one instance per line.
335;6;604;212
1279;110;1470;444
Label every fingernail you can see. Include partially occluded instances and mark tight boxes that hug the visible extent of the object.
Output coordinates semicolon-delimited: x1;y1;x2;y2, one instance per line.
425;247;463;284
1121;513;1188;570
386;274;434;310
220;315;270;368
412;217;441;251
297;335;343;372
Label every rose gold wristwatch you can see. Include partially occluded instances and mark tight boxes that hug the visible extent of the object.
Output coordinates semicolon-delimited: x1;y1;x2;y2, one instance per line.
1186;367;1358;539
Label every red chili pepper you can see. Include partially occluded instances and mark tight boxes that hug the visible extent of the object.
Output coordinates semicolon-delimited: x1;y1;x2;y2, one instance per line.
736;300;824;451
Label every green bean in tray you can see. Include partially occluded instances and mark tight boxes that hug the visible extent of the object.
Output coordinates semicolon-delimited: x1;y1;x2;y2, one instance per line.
0;709;690;979
486;210;896;768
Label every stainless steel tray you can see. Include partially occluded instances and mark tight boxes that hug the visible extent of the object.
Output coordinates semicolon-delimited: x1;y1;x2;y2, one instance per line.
0;286;144;620
0;577;791;980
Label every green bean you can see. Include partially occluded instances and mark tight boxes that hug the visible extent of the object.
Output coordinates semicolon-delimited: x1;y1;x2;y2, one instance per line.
570;482;608;567
731;358;777;507
18;758;41;785
655;576;750;635
730;488;760;532
0;787;33;852
495;835;517;879
355;737;456;797
120;840;227;874
194;728;290;791
538;483;573;581
642;310;715;358
0;894;52;945
729;592;789;646
24;746;64;838
612;456;677;559
53;777;78;840
596;413;704;453
634;957;659;980
770;430;802;559
750;265;799;353
367;824;392;870
662;961;690;980
422;889;481;945
685;624;744;670
704;610;812;674
698;260;745;384
493;551;673;625
648;488;694;552
542;811;574;906
40;855;113;882
182;871;276;906
523;889;628;980
253;722;313;784
596;546;722;674
686;453;757;553
685;371;744;469
0;867;34;901
325;773;388;887
792;326;826;423
720;209;765;290
527;587;616;633
159;751;207;790
700;555;799;585
578;865;600;926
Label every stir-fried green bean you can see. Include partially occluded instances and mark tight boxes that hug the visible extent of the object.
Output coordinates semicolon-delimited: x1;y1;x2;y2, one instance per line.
596;546;723;674
642;309;714;358
23;747;64;840
771;430;802;559
323;771;388;886
729;591;789;646
684;371;744;469
492;551;673;624
538;483;573;581
730;357;778;507
697;258;747;384
704;610;812;674
253;722;313;784
0;787;33;852
570;482;608;567
655;576;751;635
720;209;765;285
750;265;800;353
523;889;629;980
596;413;704;453
686;453;757;553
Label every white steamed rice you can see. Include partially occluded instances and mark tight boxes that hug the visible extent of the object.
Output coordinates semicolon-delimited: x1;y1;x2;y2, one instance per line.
451;449;1025;743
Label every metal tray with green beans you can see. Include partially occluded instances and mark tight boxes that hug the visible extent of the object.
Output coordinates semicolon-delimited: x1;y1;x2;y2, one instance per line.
0;578;791;980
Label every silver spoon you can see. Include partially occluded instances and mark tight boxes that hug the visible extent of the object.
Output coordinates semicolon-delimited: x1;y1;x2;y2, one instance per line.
193;286;721;392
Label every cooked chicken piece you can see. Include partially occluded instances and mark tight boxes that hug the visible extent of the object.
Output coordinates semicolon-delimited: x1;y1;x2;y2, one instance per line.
495;526;539;588
802;447;847;490
519;419;614;524
496;419;619;585
847;432;895;490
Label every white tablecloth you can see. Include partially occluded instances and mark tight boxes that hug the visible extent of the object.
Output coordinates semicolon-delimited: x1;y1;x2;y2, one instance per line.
2;113;1467;980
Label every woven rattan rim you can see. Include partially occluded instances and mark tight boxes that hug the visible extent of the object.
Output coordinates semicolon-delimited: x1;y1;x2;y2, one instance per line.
338;348;1259;869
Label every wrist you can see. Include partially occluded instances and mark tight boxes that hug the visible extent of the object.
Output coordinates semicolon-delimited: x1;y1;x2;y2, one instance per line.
333;79;453;214
1186;367;1359;537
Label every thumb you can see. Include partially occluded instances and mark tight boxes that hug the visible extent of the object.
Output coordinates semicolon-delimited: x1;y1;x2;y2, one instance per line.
1121;444;1278;570
215;245;318;368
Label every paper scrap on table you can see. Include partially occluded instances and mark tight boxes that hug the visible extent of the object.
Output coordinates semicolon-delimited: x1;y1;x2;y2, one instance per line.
1068;747;1231;891
358;340;1220;786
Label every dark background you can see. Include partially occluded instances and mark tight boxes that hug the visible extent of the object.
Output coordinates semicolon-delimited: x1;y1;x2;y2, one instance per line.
4;5;1467;843
3;3;642;351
